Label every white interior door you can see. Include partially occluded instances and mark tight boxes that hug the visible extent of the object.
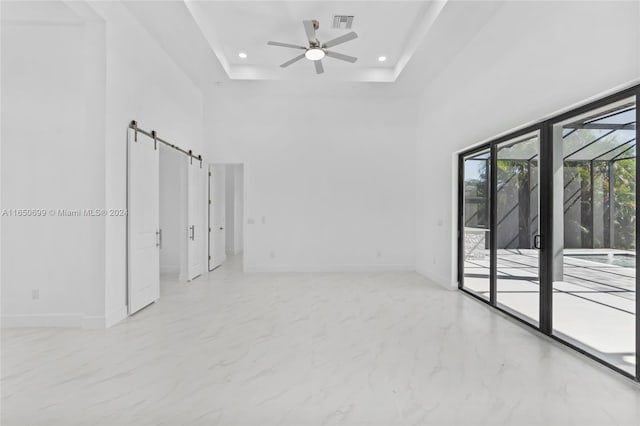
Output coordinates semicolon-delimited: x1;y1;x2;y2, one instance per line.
127;130;160;314
209;165;226;270
187;160;205;280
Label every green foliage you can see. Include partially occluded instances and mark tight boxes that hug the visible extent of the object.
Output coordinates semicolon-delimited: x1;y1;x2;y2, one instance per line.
613;158;636;250
464;129;637;251
563;159;636;250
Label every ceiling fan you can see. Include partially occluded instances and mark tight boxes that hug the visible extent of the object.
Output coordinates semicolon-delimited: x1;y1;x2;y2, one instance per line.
267;20;358;74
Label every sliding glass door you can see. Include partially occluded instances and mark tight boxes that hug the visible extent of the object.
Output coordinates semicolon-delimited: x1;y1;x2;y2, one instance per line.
458;85;639;380
552;97;637;376
460;149;491;300
495;132;541;324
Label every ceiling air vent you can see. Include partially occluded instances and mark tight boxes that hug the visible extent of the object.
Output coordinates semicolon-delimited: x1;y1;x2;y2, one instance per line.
332;15;354;29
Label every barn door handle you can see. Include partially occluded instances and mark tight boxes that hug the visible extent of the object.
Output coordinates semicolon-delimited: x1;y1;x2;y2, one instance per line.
156;229;161;248
533;234;542;250
189;225;195;240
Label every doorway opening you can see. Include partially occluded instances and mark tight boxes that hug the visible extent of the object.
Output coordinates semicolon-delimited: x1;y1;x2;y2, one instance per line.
208;164;244;271
158;145;207;284
159;145;187;282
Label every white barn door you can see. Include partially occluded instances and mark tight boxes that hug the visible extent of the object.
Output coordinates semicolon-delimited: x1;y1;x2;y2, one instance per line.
127;130;160;314
209;165;226;270
187;160;205;280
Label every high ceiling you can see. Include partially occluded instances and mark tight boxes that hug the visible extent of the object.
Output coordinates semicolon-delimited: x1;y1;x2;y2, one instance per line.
1;0;83;23
118;0;505;91
2;0;504;91
183;0;445;82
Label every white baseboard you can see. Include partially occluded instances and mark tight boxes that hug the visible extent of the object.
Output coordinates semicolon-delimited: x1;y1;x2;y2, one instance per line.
105;306;128;328
2;313;82;328
415;266;457;290
2;306;128;329
244;264;415;273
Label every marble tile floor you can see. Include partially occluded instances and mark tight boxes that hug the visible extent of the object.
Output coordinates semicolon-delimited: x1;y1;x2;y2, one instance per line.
2;256;640;426
463;249;637;373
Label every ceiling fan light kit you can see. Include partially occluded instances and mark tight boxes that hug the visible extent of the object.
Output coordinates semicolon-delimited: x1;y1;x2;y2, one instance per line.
305;48;325;61
267;19;358;74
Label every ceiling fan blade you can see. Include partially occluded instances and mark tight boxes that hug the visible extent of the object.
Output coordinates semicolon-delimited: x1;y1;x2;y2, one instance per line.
322;31;358;48
280;53;306;68
314;59;324;74
303;20;317;44
325;51;358;63
268;41;306;50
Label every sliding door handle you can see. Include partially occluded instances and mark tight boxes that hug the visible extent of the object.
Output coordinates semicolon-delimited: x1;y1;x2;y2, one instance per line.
156;229;161;247
533;234;542;250
189;225;195;240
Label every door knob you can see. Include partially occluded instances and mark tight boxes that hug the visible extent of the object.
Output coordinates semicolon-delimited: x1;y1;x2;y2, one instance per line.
219;227;224;230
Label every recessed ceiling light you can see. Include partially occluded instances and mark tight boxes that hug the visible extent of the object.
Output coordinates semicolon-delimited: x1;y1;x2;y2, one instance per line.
238;52;247;59
378;56;387;62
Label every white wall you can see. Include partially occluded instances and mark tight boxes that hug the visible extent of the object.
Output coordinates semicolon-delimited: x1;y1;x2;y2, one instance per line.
90;1;205;325
205;84;417;271
1;0;206;328
415;0;640;288
1;3;106;327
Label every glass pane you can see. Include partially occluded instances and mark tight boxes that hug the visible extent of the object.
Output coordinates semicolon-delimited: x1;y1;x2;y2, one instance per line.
565;128;635;161
553;97;636;375
462;150;490;299
563;128;612;159
588;106;635;126
496;132;540;324
598;141;636;161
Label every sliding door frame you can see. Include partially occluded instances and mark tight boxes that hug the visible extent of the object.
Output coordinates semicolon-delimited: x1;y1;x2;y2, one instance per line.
458;144;492;293
457;84;640;381
459;124;542;311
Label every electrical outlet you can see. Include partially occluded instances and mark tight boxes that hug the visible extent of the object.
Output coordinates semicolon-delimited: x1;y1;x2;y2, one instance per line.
32;289;39;300
270;251;276;259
